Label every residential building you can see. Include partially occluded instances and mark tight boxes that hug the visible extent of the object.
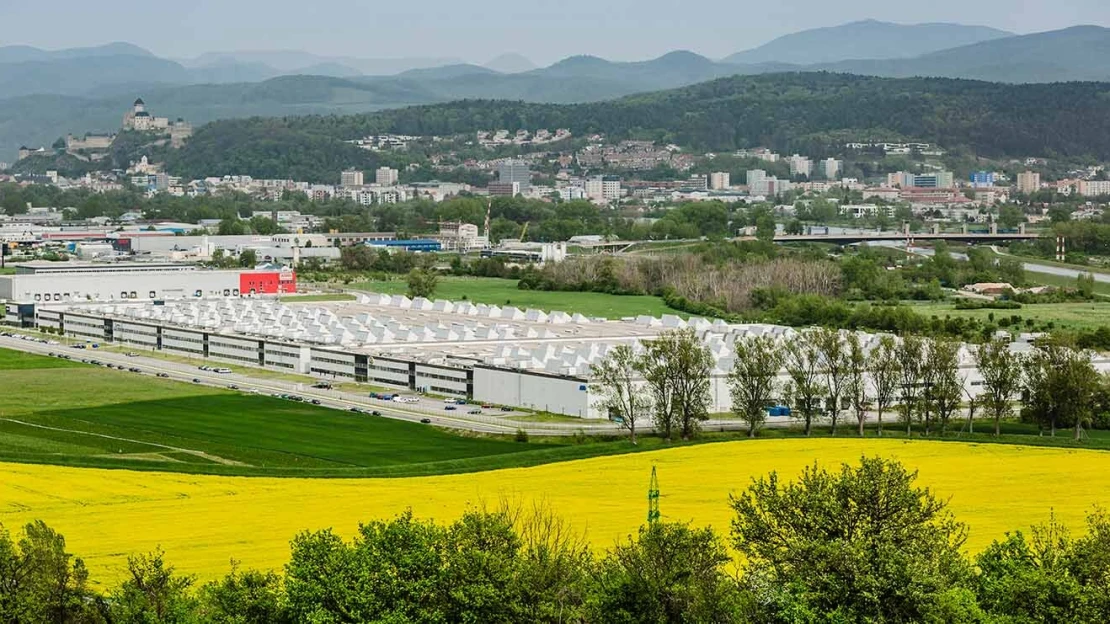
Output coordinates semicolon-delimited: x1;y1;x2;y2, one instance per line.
746;170;767;187
497;160;531;193
970;171;996;188
340;169;364;188
375;167;399;186
585;175;622;201
1017;171;1041;194
1077;180;1110;197
788;154;812;178
890;171;955;189
488;182;521;197
821;158;842;180
709;172;730;190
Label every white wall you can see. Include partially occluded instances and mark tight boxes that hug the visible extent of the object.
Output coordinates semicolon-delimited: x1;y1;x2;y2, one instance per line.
473;367;596;418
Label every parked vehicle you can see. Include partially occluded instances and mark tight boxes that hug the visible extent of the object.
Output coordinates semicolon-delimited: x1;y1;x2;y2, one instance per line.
371;410;382;416
420;418;432;424
468;409;482;415
156;373;169;378
445;405;457;411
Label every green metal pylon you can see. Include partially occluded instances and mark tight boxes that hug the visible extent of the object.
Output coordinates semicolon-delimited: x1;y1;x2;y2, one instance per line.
647;465;660;524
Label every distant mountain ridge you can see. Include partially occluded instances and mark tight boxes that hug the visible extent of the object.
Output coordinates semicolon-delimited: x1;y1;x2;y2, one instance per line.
3;24;1110;161
724;20;1013;64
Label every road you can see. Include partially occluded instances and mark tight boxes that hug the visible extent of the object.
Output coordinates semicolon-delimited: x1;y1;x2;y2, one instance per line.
0;333;986;439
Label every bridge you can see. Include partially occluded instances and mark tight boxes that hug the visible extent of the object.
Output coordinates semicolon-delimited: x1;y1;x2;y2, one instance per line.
757;231;1041;245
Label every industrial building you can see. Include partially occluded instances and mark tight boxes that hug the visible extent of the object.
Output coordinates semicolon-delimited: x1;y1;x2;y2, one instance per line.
0;262;296;304
11;293;1102;419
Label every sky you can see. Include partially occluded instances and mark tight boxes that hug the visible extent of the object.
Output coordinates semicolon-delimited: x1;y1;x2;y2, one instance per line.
3;0;1109;64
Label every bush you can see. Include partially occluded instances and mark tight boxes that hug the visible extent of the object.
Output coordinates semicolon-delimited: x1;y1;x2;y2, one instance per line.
514;428;529;443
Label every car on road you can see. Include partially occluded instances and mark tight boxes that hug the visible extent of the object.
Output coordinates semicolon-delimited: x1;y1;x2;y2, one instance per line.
125;352;137;357
500;406;512;412
214;367;232;374
312;381;333;389
192;378;201;384
420;418;432;424
371;410;382;416
468;409;482;415
481;404;493;409
310;399;322;405
228;384;239;390
349;407;363;413
198;366;211;371
156;373;169;378
444;405;457;411
289;396;304;402
128;367;141;373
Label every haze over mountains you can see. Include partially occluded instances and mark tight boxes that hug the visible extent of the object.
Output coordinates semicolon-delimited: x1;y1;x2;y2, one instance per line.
2;20;1110;161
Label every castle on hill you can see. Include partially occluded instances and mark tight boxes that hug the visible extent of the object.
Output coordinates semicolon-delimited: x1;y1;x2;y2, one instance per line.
122;98;192;147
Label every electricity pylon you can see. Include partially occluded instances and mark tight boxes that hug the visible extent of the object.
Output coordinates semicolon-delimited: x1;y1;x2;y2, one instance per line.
647;465;660;524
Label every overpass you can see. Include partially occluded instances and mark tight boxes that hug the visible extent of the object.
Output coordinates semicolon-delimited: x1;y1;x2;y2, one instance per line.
760;231;1041;245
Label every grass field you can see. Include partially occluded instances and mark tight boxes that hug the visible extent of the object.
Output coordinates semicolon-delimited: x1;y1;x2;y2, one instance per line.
909;301;1110;331
5;438;1110;586
279;293;357;302
349;276;675;319
0;347;588;475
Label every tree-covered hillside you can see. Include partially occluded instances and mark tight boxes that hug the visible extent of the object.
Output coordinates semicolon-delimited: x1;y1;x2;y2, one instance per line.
160;73;1110;182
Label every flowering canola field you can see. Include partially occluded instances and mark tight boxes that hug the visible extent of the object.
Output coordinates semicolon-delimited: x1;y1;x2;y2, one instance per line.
2;438;1109;587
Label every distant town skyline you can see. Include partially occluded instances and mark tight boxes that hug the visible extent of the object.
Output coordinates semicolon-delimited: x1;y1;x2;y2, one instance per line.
2;0;1109;65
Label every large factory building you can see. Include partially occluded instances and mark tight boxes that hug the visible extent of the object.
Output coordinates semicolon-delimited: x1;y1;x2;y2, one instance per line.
0;262;296;304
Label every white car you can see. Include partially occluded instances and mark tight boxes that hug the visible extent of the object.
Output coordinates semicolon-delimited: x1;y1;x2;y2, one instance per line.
214;368;232;374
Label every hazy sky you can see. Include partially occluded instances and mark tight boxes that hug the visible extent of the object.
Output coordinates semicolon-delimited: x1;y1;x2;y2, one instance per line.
3;0;1109;64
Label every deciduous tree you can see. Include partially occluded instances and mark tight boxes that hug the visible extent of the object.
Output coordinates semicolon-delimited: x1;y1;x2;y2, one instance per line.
973;336;1022;436
784;332;825;436
590;344;651;444
728;335;784;437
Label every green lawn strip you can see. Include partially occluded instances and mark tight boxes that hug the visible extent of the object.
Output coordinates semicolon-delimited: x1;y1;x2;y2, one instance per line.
907;300;1110;331
279;293;357;302
9;394;542;469
349;276;675;319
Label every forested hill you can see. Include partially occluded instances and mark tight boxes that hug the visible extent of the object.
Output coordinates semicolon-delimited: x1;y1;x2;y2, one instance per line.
161;72;1110;181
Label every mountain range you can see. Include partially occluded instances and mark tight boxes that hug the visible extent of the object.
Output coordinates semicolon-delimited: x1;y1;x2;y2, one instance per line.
2;21;1110;161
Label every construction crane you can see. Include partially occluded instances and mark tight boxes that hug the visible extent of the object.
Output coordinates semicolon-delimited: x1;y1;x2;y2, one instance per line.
647;466;660;524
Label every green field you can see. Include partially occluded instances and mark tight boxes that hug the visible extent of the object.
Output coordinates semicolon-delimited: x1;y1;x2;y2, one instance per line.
909;300;1110;331
0;347;572;475
350;276;676;319
279;293;357;303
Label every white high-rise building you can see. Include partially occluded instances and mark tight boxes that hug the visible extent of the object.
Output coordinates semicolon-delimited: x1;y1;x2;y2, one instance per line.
746;169;767;187
709;172;730;190
788;154;812;178
821;158;842;180
340;169;364;187
375;167;399;186
1017;171;1041;194
585;175;622;201
498;160;531;193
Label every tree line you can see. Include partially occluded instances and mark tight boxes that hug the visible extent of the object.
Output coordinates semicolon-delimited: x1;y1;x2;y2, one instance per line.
5;457;1110;622
593;327;1108;442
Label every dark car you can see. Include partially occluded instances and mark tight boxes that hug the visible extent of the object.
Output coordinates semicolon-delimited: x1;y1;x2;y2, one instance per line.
444;405;457;411
228;384;239;390
192;378;201;384
129;367;141;373
349;407;363;413
371;410;382;416
310;399;322;405
157;372;169;378
500;406;512;412
420;418;432;424
468;408;482;415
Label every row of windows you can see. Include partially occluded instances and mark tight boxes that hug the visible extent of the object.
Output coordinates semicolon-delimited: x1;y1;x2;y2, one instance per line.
313;355;354;367
210;352;259;366
210;341;256;353
310;367;355;379
417;371;468;383
164;344;204;355
266;360;295;370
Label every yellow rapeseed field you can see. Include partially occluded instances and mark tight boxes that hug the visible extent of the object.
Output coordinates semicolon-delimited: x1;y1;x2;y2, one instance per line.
2;438;1110;587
